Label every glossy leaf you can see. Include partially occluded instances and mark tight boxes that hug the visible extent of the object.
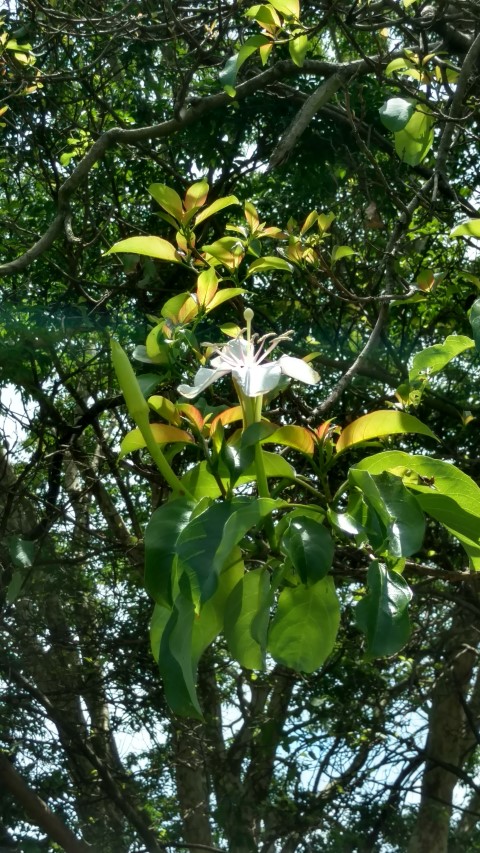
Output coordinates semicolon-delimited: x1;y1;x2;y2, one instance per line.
469;298;480;351
246;256;293;276
269;0;299;15
331;245;357;265
409;335;474;381
106;236;181;263
195;195;240;225
148;183;184;221
263;425;315;455
355;561;412;657
268;577;340;672
224;568;270;669
177;501;238;606
191;549;245;668
119;423;194;458
184;179;209;211
281;516;334;584
349;470;425;557
336;410;436;452
144;498;194;607
355;452;480;568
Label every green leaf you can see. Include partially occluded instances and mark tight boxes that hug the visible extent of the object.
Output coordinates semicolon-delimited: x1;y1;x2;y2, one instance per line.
394;107;434;166
224;568;270;669
246;256;293;276
205;287;246;312
281;517;334;584
106;236;181;263
355;561;412;658
409;334;474;381
450;219;480;238
263;425;315;455
191;549;245;668
349;470;425;557
144;498;194;607
331;245;358;265
289;34;308;67
336;410;436;452
219;37;270;95
137;374;160;397
354;452;480;568
119;424;194;459
269;0;299;15
148;183;184;221
159;590;203;718
469;298;480;351
8;536;35;568
194;195;240;226
379;97;415;132
268;577;340;672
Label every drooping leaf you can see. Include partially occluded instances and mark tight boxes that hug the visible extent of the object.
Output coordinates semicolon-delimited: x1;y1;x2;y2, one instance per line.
191;549;245;668
355;561;412;657
289;34;308;66
355;452;480;567
348;470;425;557
224;568;271;669
144;498;194;607
281;516;334;584
336;410;437;452
268;577;340;672
394;107;434;165
159;590;203;718
246;256;293;276
469;298;480;351
106;236;181;263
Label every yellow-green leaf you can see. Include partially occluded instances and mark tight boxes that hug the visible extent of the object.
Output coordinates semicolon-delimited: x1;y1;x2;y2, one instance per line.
336;410;437;453
194;195;240;226
119;424;194;458
149;183;184;221
106;236;181;264
450;219;480;239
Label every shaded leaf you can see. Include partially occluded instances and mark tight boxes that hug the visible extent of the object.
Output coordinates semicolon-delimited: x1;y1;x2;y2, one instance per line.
281;516;334;584
224;568;270;669
355;561;412;657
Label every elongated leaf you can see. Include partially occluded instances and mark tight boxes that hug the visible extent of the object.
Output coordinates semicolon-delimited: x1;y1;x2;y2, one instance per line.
281;516;334;584
409;335;474;381
379;97;415;131
469;298;480;351
119;424;194;458
206;287;246;312
263;425;315;455
219;36;270;95
349;470;425;557
177;501;241;605
355;561;412;657
148;183;183;221
394;107;433;166
191;549;245;668
195;195;240;225
213;498;285;575
355;451;480;567
451;219;480;239
269;0;299;15
336;410;436;452
289;34;308;67
144;498;194;607
246;256;293;276
159;590;203;718
106;236;181;263
224;568;270;669
268;577;340;672
184;179;209;211
331;245;357;265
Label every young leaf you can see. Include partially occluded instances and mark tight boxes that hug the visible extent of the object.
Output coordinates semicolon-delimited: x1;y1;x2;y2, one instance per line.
268;577;340;672
106;236;181;264
119;424;194;459
149;183;184;221
355;561;412;658
246;256;293;276
195;195;240;226
336;410;437;452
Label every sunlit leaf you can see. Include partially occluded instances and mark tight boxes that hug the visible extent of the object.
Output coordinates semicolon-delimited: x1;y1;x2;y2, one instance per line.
379;97;415;132
336;410;437;452
268;577;340;672
149;183;184;221
106;236;181;263
394;107;434;166
450;219;480;239
119;424;194;458
409;334;474;381
355;561;412;657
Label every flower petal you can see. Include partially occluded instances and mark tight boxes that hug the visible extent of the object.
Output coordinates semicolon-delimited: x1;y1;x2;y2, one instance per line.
234;362;282;397
279;355;320;385
177;366;229;399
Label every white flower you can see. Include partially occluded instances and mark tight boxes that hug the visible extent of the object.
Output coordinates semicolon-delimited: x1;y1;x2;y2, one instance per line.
177;331;320;399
